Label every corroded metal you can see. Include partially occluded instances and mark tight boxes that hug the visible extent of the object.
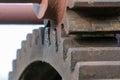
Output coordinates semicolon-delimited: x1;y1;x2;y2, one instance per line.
0;0;68;24
33;0;68;46
33;0;120;34
33;0;67;24
9;27;120;80
66;10;120;33
8;0;120;80
33;0;120;46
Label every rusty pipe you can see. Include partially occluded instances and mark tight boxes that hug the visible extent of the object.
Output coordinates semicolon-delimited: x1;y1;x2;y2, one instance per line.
0;0;68;24
33;0;67;24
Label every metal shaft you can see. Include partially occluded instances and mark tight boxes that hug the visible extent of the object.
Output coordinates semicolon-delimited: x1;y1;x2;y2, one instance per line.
0;4;43;24
0;0;40;3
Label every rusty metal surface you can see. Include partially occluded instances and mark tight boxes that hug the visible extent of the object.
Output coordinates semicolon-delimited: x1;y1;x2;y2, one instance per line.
68;0;120;8
33;0;67;24
0;0;67;24
66;10;120;33
33;0;68;47
7;0;120;80
0;4;43;24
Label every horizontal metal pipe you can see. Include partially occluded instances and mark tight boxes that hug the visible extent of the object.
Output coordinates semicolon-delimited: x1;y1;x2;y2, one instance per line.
0;0;40;3
68;0;120;8
0;4;43;24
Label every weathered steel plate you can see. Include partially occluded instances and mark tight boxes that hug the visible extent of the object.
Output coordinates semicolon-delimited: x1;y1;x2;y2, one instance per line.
67;10;120;33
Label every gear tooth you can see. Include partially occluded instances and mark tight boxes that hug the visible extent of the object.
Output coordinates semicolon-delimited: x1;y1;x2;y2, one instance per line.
38;27;45;45
74;61;120;80
39;27;45;45
21;40;27;53
21;40;27;48
9;71;13;80
32;28;44;46
62;37;81;60
32;29;39;35
26;33;32;41
31;29;40;46
12;59;17;71
26;33;32;48
16;49;22;69
16;49;21;59
63;35;120;79
66;47;120;71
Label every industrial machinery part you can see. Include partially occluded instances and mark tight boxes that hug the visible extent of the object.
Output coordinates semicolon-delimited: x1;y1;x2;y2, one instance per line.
8;0;120;80
9;28;120;80
0;4;43;24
